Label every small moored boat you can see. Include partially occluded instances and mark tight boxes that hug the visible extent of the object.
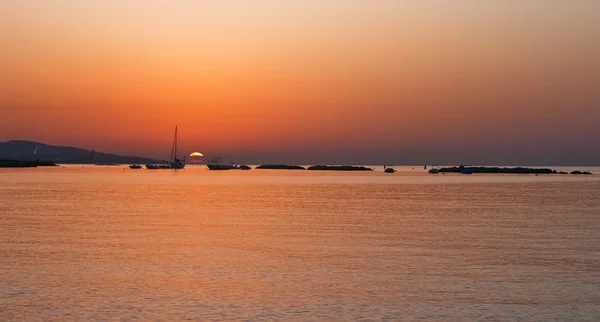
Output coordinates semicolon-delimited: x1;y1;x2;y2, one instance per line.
206;158;251;170
146;126;186;170
146;163;171;169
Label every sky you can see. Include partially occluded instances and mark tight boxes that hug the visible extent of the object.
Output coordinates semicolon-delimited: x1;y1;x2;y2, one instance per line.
1;1;599;165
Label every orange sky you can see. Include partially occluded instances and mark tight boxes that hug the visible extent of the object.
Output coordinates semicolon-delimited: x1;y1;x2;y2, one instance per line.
1;1;599;164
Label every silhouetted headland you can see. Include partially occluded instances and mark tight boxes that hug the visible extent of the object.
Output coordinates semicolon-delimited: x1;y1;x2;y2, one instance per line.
307;165;373;171
256;165;306;170
0;140;163;165
0;159;57;168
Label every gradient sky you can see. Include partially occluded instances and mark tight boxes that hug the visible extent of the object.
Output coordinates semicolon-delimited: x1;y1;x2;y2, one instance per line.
1;1;599;165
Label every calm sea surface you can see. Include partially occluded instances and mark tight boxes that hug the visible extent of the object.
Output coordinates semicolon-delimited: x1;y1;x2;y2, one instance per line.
2;166;600;321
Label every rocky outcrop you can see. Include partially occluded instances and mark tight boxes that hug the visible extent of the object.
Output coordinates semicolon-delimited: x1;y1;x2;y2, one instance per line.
570;170;593;175
438;166;557;174
255;165;305;170
307;165;373;171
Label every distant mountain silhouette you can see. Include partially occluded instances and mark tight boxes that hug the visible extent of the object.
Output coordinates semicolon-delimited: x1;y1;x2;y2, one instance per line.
0;140;164;164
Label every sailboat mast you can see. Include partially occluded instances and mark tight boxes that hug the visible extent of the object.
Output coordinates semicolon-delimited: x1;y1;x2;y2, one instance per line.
170;126;178;162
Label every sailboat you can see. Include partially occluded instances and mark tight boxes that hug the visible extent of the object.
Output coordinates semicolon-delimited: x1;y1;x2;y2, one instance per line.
146;127;186;170
169;126;186;169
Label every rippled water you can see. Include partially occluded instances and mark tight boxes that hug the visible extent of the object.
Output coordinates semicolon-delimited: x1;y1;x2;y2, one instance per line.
2;166;600;321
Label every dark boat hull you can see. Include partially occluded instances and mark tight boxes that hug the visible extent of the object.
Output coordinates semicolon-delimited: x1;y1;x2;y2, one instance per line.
207;164;235;170
207;164;251;170
146;164;171;169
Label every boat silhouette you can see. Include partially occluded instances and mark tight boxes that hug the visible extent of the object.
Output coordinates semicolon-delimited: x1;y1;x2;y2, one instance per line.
146;127;186;170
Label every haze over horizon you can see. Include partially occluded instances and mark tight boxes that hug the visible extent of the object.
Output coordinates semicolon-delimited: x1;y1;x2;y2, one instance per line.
1;1;599;165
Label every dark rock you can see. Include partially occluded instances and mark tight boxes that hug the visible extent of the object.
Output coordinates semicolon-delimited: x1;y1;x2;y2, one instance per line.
438;166;557;174
307;165;373;171
256;165;306;170
570;170;593;175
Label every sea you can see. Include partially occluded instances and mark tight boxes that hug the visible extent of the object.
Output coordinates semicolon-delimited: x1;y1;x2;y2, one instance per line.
1;165;600;321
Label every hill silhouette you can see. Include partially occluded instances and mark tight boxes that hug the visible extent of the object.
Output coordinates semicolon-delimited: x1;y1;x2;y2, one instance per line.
0;140;164;164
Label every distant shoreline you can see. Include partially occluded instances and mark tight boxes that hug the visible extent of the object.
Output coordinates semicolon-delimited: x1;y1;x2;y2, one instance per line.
432;166;593;175
0;159;57;168
0;159;595;174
